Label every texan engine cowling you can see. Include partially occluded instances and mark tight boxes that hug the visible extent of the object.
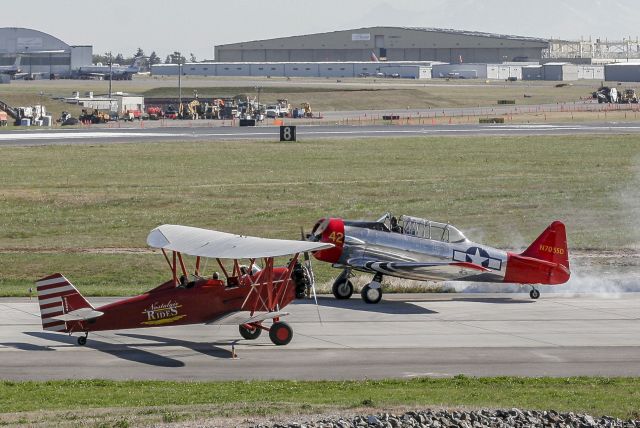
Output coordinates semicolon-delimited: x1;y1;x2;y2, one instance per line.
310;218;344;264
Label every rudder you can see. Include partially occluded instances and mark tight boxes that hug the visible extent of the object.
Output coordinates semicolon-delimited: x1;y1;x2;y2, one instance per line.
35;273;93;332
520;221;569;269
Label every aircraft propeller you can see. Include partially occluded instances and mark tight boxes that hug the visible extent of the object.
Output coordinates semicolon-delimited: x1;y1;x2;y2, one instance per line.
300;226;323;324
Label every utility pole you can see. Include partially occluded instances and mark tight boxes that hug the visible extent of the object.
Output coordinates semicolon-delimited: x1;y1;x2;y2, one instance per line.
178;54;182;107
108;51;113;98
108;52;114;113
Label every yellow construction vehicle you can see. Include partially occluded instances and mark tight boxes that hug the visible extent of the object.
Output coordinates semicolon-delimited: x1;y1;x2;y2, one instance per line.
301;102;313;118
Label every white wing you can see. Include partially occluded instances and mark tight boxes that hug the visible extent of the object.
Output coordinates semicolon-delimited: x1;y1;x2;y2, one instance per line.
147;224;333;259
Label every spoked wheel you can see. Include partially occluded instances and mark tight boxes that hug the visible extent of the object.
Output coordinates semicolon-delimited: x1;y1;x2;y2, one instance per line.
332;279;354;300
269;321;293;346
361;283;383;304
529;288;540;300
77;335;87;346
239;324;262;340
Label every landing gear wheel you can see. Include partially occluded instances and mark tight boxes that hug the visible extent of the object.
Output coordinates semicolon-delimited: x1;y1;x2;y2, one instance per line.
332;279;354;300
529;288;540;300
361;283;383;304
77;335;87;346
239;324;262;340
269;321;293;346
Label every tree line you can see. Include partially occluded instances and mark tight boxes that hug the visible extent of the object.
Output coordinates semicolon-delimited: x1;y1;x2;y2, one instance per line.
92;48;200;69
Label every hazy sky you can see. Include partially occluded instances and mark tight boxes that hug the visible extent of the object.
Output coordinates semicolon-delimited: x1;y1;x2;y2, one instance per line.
3;0;638;60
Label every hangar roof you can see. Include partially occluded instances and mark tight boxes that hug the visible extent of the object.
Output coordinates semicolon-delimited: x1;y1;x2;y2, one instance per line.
216;26;549;49
0;27;70;54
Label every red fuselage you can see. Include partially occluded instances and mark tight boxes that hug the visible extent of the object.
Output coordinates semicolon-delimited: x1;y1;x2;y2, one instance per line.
66;268;295;334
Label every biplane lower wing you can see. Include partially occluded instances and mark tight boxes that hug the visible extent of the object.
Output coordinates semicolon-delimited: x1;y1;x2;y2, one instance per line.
206;310;289;326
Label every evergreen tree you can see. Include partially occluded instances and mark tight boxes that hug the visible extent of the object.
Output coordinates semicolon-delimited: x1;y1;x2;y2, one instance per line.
148;51;161;66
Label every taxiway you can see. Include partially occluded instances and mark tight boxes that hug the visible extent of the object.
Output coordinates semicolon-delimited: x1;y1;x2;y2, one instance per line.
1;122;640;146
0;293;638;380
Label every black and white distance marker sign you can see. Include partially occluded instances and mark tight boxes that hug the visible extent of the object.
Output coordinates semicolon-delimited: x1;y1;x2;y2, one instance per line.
279;125;297;142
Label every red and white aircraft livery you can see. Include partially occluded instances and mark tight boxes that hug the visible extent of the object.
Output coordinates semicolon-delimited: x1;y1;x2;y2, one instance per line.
309;213;570;304
36;224;332;346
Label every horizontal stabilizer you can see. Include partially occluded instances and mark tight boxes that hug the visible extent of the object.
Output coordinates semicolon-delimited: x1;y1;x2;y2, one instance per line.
206;310;289;326
51;308;104;322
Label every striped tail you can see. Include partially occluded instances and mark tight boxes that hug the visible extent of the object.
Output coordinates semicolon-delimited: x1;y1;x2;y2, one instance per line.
35;274;92;333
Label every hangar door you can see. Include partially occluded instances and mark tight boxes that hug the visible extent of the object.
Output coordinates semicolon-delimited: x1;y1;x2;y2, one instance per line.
375;35;386;59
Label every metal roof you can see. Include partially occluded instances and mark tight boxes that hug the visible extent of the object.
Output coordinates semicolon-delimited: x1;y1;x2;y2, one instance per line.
401;27;548;43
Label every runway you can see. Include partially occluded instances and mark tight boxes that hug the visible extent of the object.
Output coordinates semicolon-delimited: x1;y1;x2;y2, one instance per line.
1;293;639;380
2;122;640;146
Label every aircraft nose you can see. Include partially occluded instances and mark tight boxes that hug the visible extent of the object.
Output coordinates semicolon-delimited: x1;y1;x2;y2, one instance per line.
312;218;345;264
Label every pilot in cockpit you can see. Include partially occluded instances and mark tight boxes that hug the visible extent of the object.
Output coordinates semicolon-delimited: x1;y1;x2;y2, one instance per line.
390;216;403;233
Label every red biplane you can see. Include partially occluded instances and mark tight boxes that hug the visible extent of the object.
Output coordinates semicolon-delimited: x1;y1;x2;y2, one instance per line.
35;225;332;346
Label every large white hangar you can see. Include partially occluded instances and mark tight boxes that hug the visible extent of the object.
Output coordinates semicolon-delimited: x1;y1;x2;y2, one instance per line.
0;27;92;77
214;26;549;64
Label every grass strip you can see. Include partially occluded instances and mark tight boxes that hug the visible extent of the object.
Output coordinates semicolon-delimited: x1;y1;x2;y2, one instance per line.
0;377;639;419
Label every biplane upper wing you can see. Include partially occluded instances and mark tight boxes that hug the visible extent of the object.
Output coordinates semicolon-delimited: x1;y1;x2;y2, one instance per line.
147;224;333;259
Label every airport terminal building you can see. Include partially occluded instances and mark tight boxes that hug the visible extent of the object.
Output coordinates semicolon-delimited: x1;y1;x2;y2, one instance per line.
0;27;92;77
214;27;549;64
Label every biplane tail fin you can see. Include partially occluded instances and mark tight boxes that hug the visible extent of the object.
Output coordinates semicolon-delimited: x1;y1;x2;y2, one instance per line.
35;273;93;332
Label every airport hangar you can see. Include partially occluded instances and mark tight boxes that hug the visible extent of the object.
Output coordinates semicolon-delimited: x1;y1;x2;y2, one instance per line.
214;26;549;63
152;26;549;79
0;27;92;77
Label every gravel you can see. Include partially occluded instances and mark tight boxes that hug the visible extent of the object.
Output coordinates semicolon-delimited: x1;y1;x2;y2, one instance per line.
254;408;640;428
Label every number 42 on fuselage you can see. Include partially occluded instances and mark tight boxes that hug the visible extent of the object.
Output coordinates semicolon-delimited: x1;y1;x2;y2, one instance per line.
309;213;570;304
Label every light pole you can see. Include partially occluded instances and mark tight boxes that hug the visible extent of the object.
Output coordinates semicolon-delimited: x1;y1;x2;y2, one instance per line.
178;55;182;107
108;51;113;99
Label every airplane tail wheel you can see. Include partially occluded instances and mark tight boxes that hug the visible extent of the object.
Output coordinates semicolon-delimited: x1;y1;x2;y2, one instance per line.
239;324;262;340
332;279;354;300
361;284;382;304
77;336;87;346
529;288;540;300
269;321;293;346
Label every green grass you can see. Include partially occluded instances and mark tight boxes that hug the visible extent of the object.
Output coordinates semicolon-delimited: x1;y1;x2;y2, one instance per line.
0;378;638;419
1;135;640;294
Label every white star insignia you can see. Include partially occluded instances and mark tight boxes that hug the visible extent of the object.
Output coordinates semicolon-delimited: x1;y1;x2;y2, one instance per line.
467;248;488;266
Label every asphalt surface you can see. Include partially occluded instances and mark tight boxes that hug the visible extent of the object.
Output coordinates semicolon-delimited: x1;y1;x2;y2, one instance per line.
2;122;640;146
1;293;639;380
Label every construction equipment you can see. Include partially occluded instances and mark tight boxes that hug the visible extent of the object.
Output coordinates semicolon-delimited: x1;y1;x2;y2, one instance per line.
164;105;178;119
147;106;164;120
301;102;313;118
620;89;639;103
123;110;142;121
293;103;316;119
594;87;618;103
593;87;638;104
79;108;109;124
276;99;291;117
178;100;200;120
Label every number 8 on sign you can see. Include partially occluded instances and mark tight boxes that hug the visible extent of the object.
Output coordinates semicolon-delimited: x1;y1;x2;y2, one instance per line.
280;125;296;142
